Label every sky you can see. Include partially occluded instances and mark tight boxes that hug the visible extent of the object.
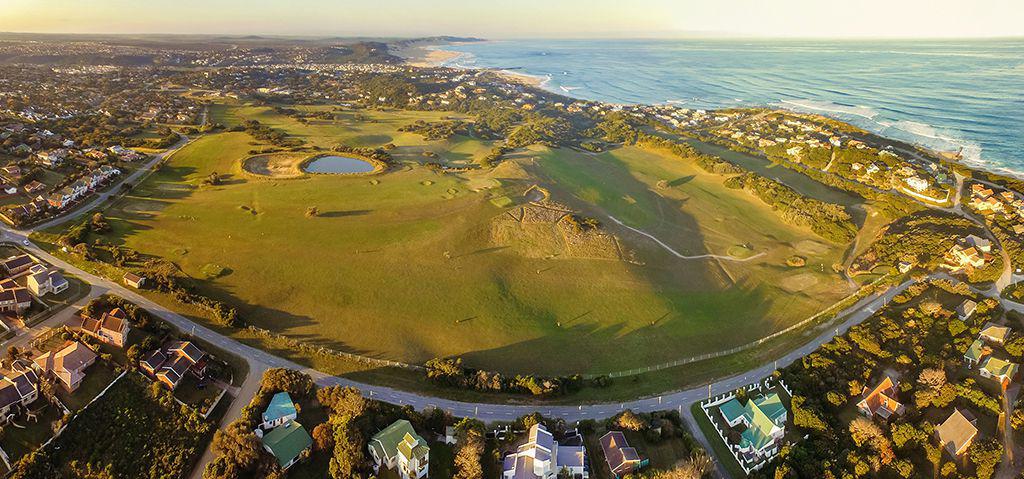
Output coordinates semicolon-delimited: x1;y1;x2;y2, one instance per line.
1;0;1022;39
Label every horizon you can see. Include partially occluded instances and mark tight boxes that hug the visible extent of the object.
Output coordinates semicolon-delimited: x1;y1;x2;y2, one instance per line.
2;0;1022;39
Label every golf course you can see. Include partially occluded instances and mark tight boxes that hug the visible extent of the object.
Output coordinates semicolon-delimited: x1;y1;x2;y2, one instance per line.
52;102;863;376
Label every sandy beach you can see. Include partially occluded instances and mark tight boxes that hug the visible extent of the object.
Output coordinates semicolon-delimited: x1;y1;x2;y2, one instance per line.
397;42;546;89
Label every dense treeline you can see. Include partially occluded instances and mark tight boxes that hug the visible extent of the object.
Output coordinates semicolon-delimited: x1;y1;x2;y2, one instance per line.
398;120;466;140
725;172;857;243
424;357;609;396
770;280;1004;479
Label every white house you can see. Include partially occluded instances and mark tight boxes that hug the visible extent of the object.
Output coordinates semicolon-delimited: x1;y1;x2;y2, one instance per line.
260;392;298;430
368;419;430;479
502;423;588;479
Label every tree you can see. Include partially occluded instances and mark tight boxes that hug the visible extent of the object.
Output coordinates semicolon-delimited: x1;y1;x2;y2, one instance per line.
260;368;313;398
316;386;367;418
206;422;264;476
328;418;366;479
615;410;647;431
305;206;319;218
452;428;485;479
90;212;110;233
312;423;335;452
791;396;828;432
968;437;1002;479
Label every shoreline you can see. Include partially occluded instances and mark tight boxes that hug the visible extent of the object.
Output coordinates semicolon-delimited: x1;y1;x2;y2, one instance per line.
400;41;1023;180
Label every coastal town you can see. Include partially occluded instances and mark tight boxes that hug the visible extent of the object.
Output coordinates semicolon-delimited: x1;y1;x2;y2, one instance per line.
0;31;1020;479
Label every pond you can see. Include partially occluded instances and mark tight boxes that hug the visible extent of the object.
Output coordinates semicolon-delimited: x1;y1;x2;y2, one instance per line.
303;155;376;174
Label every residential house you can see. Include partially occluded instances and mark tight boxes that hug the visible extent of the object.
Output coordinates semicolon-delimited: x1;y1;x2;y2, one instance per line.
2;254;35;275
22;180;45;195
76;307;130;348
0;282;32;315
260;420;313;471
123;272;146;289
905;176;929;192
368;419;431;479
35;150;66;168
26;264;69;296
856;376;905;420
935;409;978;457
260;392;298;430
956;300;978;321
980;357;1018;387
600;431;644;478
718;392;788;461
33;341;97;392
502;423;589;479
139;341;207;389
1;165;22;181
979;323;1010;344
0;366;38;422
964;339;991;367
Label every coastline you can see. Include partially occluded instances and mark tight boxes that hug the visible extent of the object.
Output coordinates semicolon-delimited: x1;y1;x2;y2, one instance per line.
399;41;1023;179
398;41;547;88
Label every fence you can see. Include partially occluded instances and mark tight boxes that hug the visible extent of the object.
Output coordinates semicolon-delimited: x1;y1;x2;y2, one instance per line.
244;326;423;371
584;275;893;379
36;370;127;455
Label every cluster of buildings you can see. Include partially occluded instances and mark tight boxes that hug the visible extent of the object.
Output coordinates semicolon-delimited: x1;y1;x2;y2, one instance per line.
942;234;996;274
139;340;208;390
969;183;1024;234
0;253;70;316
964;322;1019;387
256;392;314;471
45;164;122;210
717;392;788;464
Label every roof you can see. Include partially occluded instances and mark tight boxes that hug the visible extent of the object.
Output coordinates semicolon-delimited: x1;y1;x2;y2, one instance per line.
262;392;297;424
600;431;641;474
168;341;204;364
980;323;1010;343
369;420;428;463
54;342;97;372
858;376;903;417
2;254;33;271
141;349;166;370
982;357;1018;380
957;299;978;317
262;421;312;468
936;409;978;455
719;397;746;423
966;339;990;362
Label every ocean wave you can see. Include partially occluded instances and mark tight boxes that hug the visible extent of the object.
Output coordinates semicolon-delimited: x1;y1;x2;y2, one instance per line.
777;99;879;119
559;85;582;93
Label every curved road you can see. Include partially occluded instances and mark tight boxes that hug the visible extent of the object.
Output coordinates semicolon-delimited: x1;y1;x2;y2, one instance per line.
1;134;1005;478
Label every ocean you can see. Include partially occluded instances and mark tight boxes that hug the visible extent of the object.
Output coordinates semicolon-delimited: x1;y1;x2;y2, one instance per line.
440;39;1024;176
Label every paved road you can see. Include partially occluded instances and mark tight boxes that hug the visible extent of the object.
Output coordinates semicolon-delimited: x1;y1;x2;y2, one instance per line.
22;134;192;233
3;131;1013;477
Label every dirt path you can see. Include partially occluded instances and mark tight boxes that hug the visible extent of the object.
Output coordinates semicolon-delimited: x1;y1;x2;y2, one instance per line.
607;215;766;262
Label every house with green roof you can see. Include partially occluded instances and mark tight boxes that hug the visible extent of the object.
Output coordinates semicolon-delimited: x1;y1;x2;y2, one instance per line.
964;339;990;367
368;419;430;479
260;392;298;430
718;392;788;461
980;356;1019;387
260;421;312;471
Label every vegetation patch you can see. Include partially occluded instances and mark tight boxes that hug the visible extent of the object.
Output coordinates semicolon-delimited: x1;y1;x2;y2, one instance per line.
10;374;214;479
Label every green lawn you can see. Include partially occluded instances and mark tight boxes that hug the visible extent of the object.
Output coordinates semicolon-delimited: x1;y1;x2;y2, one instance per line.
35;102;860;380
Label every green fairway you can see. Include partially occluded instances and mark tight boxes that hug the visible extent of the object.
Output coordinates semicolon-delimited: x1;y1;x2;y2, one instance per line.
64;103;858;377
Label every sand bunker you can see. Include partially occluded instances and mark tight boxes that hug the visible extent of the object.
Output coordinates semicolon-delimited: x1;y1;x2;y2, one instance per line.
242;154;306;178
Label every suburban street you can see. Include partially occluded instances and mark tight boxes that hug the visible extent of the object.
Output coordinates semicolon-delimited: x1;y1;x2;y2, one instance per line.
1;134;1020;478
